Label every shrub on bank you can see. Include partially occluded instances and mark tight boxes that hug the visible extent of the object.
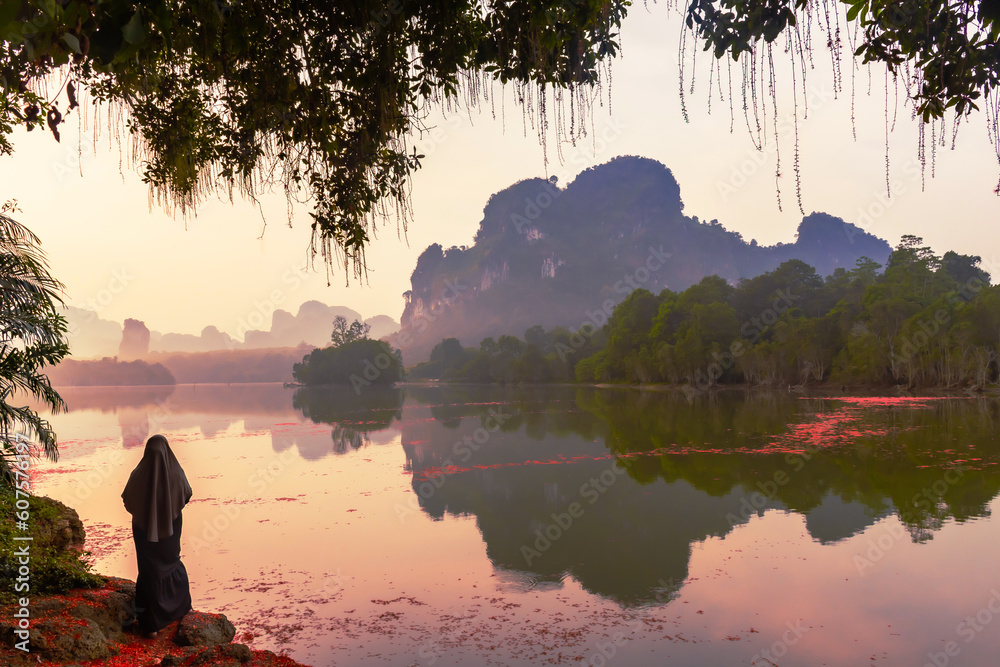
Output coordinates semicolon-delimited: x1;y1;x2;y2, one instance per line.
0;490;104;605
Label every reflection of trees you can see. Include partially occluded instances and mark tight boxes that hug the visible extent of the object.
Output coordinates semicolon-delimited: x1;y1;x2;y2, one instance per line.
55;385;175;412
579;390;1000;540
399;387;1000;603
292;386;403;455
405;385;606;442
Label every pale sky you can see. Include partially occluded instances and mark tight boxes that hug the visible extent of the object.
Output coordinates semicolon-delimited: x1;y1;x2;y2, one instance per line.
1;6;997;338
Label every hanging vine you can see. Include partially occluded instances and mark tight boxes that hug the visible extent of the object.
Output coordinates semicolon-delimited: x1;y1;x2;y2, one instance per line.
679;0;1000;207
0;0;627;280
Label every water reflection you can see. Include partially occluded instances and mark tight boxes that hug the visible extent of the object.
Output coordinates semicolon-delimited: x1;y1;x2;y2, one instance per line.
50;383;409;461
292;387;404;456
57;384;1000;607
32;383;1000;664
383;387;1000;604
580;391;1000;542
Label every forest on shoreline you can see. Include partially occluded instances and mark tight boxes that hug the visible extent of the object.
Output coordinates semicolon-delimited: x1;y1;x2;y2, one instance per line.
410;236;999;391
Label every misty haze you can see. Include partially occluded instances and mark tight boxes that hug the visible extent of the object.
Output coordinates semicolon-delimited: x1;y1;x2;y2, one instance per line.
3;3;1000;667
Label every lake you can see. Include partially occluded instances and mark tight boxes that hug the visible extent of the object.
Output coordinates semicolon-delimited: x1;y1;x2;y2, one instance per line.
27;384;1000;666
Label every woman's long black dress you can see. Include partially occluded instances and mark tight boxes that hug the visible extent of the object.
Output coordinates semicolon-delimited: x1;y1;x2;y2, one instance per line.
123;434;194;634
133;512;192;632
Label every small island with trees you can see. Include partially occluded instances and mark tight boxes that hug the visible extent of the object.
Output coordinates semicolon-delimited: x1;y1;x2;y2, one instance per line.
291;316;403;392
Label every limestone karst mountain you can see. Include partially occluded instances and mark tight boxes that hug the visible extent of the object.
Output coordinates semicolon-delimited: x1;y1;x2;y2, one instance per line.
63;301;399;358
396;156;892;363
117;318;150;360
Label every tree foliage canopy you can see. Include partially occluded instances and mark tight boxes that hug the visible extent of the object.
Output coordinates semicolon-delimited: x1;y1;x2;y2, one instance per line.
417;237;1000;390
686;0;1000;120
575;239;999;389
1;0;626;277
331;315;371;348
411;325;604;384
294;317;401;388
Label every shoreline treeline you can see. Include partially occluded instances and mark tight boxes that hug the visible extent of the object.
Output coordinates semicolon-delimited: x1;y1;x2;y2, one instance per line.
413;237;999;389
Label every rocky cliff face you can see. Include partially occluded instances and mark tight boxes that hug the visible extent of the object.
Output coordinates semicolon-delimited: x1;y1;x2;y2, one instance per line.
396;156;892;363
118;318;151;360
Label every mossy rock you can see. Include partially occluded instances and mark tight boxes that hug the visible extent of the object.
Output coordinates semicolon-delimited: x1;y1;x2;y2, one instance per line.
177;611;237;647
0;491;103;605
26;617;112;662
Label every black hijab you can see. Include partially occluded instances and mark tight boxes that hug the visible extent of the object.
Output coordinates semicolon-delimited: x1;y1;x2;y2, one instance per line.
122;434;192;542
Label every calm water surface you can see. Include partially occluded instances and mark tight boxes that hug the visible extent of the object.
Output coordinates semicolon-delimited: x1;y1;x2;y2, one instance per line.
27;384;1000;666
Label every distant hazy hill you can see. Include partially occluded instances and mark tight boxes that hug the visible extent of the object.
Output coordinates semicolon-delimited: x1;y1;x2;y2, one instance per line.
63;306;123;359
397;156;892;362
63;301;399;358
239;301;398;350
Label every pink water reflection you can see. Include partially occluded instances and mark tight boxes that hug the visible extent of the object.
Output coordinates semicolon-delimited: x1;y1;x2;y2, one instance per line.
26;386;1000;666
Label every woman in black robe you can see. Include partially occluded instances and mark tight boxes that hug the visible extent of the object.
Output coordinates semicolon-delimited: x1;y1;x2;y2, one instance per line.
122;434;193;637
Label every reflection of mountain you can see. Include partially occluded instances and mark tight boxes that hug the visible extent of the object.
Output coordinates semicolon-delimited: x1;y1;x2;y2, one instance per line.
397;390;765;603
146;347;311;384
55;384;298;414
397;387;1000;604
58;384;406;457
53;386;177;412
266;422;337;461
403;410;759;602
118;407;150;448
52;385;305;449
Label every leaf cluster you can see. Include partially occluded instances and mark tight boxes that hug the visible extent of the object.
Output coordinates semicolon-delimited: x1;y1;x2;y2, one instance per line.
0;204;68;488
1;0;629;276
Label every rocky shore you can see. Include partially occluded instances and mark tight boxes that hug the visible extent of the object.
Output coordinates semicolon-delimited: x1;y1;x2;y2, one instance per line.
1;497;311;667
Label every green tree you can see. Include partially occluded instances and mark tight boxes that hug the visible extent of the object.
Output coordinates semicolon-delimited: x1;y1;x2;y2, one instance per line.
524;325;549;354
518;343;552;383
669;301;740;385
582;288;658;382
950;286;1000;388
489;335;524;384
0;204;69;488
409;337;477;379
331;316;371;348
292;338;402;389
941;251;991;287
431;338;466;366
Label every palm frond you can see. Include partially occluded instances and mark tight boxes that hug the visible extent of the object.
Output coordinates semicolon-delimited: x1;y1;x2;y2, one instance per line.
0;211;69;489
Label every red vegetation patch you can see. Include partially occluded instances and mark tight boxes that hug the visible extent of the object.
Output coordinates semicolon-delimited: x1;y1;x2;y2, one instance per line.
0;579;313;667
827;396;960;406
